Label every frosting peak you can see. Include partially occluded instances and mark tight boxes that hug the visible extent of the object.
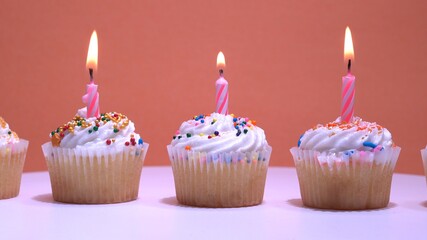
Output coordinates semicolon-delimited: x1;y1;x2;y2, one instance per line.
170;112;269;153
0;117;19;145
50;108;143;148
298;116;394;153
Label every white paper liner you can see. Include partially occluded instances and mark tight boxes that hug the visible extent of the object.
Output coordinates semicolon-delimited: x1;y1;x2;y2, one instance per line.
0;140;29;199
42;142;148;204
167;145;272;207
290;146;401;210
421;148;427;184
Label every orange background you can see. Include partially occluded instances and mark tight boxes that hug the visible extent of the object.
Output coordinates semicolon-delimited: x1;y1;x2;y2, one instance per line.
1;0;426;174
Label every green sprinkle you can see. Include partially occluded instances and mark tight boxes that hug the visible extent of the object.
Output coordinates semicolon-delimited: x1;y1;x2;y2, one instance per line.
101;117;106;121
88;130;93;134
243;129;248;134
77;122;82;126
186;133;192;138
93;126;99;131
8;131;12;135
113;129;119;133
51;131;55;136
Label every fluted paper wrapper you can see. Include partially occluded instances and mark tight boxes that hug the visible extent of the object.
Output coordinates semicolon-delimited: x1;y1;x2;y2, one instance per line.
0;140;28;199
42;142;148;204
422;148;427;185
290;147;400;210
167;145;272;208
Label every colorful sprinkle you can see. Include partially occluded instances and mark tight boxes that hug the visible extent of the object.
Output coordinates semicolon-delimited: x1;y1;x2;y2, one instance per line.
106;139;112;145
214;131;219;136
125;142;130;146
363;141;377;149
186;133;192;138
138;138;143;145
243;129;248;134
185;145;191;150
298;134;304;147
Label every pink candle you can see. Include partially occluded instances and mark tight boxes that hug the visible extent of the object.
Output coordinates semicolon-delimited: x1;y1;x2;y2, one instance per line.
82;31;100;118
216;51;229;114
83;81;100;118
340;27;355;123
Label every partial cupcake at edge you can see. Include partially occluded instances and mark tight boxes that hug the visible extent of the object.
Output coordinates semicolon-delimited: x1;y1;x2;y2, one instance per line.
167;52;272;208
0;117;28;199
290;27;400;210
41;31;149;204
421;147;427;181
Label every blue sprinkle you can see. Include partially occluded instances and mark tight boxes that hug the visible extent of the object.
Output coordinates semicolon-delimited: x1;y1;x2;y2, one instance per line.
138;138;143;145
297;134;304;147
201;120;205;123
344;150;355;156
233;118;238;122
363;141;377;149
236;131;242;137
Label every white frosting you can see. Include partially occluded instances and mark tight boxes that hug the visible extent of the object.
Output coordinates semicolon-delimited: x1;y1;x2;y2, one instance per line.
298;116;394;153
170;113;269;153
51;108;142;149
0;117;19;145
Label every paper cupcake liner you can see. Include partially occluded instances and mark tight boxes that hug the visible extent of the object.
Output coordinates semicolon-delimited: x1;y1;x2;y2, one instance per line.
290;147;401;210
0;140;29;199
42;142;148;204
421;148;427;184
167;145;272;207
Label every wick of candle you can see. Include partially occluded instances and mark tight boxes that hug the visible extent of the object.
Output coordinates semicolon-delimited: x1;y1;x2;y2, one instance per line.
347;59;352;74
219;69;224;77
89;68;94;82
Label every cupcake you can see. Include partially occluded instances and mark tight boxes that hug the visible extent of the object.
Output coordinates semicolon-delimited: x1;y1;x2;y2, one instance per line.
290;117;400;210
421;146;427;182
42;108;148;204
167;113;272;208
0;117;28;199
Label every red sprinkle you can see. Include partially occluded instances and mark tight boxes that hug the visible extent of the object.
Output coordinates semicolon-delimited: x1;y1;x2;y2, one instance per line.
60;132;64;137
106;139;112;145
208;136;212;139
132;141;136;146
125;142;130;146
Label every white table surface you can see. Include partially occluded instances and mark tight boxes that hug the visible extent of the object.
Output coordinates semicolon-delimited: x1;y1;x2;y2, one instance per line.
1;167;427;240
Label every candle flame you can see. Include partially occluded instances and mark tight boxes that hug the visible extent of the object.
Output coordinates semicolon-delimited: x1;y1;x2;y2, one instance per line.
216;51;226;69
86;31;98;71
344;27;354;62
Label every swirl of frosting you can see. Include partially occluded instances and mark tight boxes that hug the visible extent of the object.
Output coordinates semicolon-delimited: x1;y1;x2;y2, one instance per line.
0;117;20;145
170;113;269;153
298;116;394;153
50;108;143;148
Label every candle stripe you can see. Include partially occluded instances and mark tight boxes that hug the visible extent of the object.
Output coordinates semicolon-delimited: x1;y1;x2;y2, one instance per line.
340;75;355;123
215;78;229;115
218;92;228;114
341;82;355;113
216;85;225;103
83;83;100;118
342;90;354;117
